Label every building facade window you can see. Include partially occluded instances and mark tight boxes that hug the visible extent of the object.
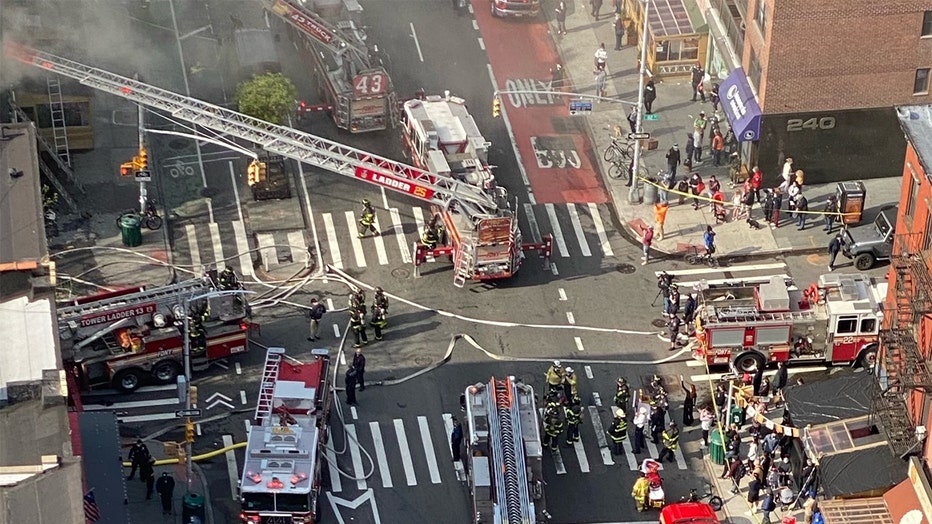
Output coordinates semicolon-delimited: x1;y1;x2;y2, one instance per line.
755;0;767;39
906;166;920;218
749;48;762;91
916;68;931;94
923;200;932;251
923;11;932;37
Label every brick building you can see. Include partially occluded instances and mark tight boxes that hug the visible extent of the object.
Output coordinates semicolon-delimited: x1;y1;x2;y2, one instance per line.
701;0;932;184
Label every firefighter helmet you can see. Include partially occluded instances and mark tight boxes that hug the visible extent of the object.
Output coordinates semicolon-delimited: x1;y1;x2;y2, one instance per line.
553;360;561;368
362;198;370;206
565;367;574;374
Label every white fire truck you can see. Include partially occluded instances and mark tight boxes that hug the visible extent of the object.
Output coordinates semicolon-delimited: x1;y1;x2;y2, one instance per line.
463;376;548;524
403;92;551;284
57;277;250;393
693;273;886;372
263;0;397;133
4;43;550;288
240;346;332;524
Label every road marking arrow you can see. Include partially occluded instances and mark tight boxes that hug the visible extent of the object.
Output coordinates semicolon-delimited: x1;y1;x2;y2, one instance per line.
327;489;382;524
205;392;233;404
207;398;235;410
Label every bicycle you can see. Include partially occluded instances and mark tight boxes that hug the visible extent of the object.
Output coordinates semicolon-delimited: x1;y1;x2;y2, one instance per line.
608;161;648;181
142;199;163;230
684;245;718;267
682;485;724;511
603;136;635;164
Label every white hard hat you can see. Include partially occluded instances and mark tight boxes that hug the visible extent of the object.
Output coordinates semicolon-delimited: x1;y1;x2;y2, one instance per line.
566;367;574;374
553;360;561;368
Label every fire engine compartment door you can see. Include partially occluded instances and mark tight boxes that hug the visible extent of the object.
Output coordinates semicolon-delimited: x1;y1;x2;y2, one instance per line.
351;97;387;118
477;217;513;244
755;325;791;346
708;326;743;348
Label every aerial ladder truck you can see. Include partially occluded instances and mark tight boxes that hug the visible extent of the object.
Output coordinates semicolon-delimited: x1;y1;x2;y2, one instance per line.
464;376;548;523
4;42;551;287
262;0;398;133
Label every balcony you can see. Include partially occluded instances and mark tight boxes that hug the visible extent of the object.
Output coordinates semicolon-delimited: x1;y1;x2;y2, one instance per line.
710;0;745;57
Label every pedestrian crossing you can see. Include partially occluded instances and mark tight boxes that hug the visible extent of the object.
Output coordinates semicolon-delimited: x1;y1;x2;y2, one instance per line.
326;407;686;493
174;220;311;276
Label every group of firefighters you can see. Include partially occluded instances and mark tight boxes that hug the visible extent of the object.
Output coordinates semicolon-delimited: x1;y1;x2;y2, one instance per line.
357;198;447;251
347;287;390;348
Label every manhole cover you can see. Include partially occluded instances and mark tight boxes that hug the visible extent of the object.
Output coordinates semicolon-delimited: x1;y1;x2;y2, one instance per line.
616;263;636;274
414;356;432;366
651;319;667;328
391;268;410;279
168;139;189;150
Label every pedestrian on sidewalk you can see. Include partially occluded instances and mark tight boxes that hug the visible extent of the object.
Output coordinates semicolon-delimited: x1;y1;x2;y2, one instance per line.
627;107;638;133
666;144;681;177
692;129;704;163
828;233;842;271
704;225;716;256
612;0;623;15
654;202;668;240
660;170;674;202
643;79;656;113
731;189;744;221
594;43;607;71
796;194;809;230
761;488;778;524
684;135;695;171
750;166;763;203
590;0;603;20
551;63;565;89
155;472;175;515
707;175;721;203
306;297;327;341
762;189;774;224
690;62;705;101
595;68;607;99
699;406;714;447
779;157;794;192
689;173;704;209
554;1;567;35
641;225;654;265
711;130;725;165
614;14;626;49
710;82;721;112
823;194;839;232
748;472;764;510
771;188;783;227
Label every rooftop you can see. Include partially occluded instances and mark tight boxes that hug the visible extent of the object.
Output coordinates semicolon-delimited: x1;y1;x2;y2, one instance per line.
898;105;932;176
0;123;46;265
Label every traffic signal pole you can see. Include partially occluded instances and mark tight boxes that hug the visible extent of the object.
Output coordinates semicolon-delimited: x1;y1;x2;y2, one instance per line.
136;95;148;214
628;0;651;205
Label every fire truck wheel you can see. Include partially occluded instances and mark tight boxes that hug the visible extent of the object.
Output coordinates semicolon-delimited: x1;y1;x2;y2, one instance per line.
152;360;182;383
733;352;764;374
854;253;876;271
858;345;878;371
113;368;144;393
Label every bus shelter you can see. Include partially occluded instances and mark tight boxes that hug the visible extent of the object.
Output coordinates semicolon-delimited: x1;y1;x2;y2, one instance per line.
624;0;708;80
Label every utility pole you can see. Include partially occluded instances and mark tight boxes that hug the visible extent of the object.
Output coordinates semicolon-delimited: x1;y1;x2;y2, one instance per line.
136;85;148;214
628;0;651;205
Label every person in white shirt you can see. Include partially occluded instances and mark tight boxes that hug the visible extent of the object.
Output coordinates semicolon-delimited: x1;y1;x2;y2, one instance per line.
594;43;608;71
779;157;794;192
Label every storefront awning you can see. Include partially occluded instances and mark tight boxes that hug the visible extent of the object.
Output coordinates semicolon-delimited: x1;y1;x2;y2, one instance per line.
885;457;932;524
720;67;762;142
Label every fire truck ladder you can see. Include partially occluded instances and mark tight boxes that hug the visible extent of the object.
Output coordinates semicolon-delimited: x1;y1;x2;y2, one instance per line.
255;346;285;424
452;243;474;288
489;377;533;524
260;0;369;64
57;278;209;326
4;43;500;220
46;77;72;168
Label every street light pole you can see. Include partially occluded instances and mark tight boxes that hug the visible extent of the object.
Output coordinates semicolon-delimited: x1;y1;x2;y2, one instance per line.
628;0;652;204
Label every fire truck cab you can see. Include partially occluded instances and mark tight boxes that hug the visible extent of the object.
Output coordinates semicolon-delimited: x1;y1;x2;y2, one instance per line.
694;273;885;372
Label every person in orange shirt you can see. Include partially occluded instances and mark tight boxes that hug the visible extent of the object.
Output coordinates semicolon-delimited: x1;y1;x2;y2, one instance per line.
654;202;669;240
711;130;725;166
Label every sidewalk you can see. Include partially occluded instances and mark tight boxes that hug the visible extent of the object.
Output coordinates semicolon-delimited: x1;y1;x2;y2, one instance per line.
547;0;900;258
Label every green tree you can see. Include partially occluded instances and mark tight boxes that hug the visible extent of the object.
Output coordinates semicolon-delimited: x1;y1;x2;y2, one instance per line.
236;72;297;125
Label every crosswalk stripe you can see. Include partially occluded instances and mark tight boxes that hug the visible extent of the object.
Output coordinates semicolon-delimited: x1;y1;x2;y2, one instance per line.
256;232;275;271
621;439;639;470
544;203;570;257
322;213;343;269
390;208;413;264
645;439;660;462
587;406;614;466
673;444;687;470
326;429;343;493
185;225;202;271
567;204;592;257
286;231;306;266
411;207;434;262
587;202;614;257
417;416;442;484
551;445;567;474
369;422;393;488
372;217;389;265
393;419;417;486
344;211;368;267
346;424;367;490
232;221;255;278
572;440;591;473
209;222;224;269
522;203;543;243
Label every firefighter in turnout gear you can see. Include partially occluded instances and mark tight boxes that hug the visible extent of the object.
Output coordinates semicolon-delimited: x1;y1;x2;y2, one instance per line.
370;304;387;341
187;316;207;354
217;266;239;290
373;287;389;312
349;289;367;317
358;199;379;237
608;407;628;455
350;309;368;348
563;367;578;401
545;360;566;401
614;377;631;411
658;421;680;463
542;402;565;451
421;224;439;249
564;396;583;446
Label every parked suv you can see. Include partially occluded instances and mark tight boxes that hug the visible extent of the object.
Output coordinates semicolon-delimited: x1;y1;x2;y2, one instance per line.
841;205;897;270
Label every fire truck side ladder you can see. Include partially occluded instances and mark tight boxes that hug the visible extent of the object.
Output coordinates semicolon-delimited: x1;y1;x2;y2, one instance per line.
57;278;209;325
4;43;500;220
452;243;474;288
489;377;533;524
46;77;72;168
255;347;285;424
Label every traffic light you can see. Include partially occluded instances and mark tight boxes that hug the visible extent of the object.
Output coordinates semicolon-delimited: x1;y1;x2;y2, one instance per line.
185;418;195;443
138;146;148;171
247;160;261;186
120;162;135;176
257;162;267;182
189;385;198;406
492;96;502;118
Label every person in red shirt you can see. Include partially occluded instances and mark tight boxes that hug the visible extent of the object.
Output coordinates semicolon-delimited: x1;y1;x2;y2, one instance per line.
750;166;763;203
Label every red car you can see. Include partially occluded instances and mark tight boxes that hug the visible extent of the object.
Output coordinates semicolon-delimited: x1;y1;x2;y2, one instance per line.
660;502;721;524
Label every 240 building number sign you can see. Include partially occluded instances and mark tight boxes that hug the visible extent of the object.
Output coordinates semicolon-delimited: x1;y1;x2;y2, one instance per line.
353;73;388;97
786;116;836;132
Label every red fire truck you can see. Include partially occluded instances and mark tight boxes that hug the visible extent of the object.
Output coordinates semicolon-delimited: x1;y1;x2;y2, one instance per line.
240;347;332;523
692;273;886;372
57;277;251;392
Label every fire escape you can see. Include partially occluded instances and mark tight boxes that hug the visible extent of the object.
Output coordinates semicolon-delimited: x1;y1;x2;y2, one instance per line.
875;232;932;456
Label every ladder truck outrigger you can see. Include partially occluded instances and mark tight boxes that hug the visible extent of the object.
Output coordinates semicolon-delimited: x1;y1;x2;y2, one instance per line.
263;0;398;133
4;42;552;288
240;346;332;523
56;276;251;393
464;376;549;524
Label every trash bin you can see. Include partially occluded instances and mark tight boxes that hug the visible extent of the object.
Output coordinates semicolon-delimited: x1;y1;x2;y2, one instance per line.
643;177;659;205
708;428;726;465
835;181;866;225
182;493;206;522
119;213;143;247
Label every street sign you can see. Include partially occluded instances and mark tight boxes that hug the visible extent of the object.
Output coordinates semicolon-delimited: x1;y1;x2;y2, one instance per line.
569;99;593;115
134;169;152;182
627;132;651;140
644;113;660;121
175;409;202;418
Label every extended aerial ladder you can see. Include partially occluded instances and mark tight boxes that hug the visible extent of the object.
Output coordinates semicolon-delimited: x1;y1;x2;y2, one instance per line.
5;43;550;285
262;0;369;63
464;376;547;523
